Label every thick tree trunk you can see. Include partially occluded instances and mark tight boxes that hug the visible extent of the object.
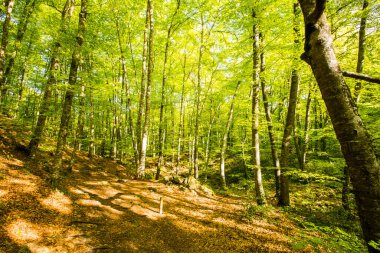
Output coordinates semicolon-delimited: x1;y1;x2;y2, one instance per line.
279;3;301;206
0;0;15;107
220;82;240;189
27;0;75;155
298;1;380;251
252;10;266;206
353;0;368;103
53;0;87;178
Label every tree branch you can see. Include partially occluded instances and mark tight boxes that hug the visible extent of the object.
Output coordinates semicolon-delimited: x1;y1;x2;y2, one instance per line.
342;71;380;84
311;0;327;21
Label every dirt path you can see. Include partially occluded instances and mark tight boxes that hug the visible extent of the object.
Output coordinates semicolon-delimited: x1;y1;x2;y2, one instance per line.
0;116;298;252
0;151;297;253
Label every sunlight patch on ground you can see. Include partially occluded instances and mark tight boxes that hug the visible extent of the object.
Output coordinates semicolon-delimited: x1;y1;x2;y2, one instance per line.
0;189;8;197
40;190;73;215
7;219;41;242
77;198;102;207
79;185;121;199
3;178;37;193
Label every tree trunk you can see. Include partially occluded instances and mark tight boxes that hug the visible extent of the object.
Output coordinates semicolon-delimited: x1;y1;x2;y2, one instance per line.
252;10;266;206
176;53;187;175
88;89;95;157
53;0;87;178
137;0;154;179
27;0;75;155
298;1;380;251
0;0;15;107
300;85;312;170
0;0;36;106
279;3;301;206
156;1;180;180
260;46;281;197
220;82;240;189
353;0;368;103
193;14;205;180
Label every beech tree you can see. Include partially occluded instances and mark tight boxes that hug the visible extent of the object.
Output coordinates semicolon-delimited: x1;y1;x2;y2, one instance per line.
298;0;380;251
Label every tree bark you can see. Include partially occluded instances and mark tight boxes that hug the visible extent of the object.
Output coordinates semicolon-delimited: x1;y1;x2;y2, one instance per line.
353;0;368;103
220;81;240;189
156;1;180;180
137;0;154;179
298;1;380;251
0;0;37;106
53;0;87;178
260;46;281;197
27;0;75;155
279;3;301;206
252;10;266;206
0;0;15;107
176;53;187;175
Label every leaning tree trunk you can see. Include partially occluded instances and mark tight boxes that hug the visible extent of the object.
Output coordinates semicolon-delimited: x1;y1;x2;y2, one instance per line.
353;0;368;103
27;0;75;155
251;10;266;206
53;0;87;179
298;0;380;251
0;0;36;105
0;0;15;107
279;3;301;206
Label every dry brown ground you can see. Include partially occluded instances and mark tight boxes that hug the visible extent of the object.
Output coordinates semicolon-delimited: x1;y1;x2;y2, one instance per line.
0;116;305;253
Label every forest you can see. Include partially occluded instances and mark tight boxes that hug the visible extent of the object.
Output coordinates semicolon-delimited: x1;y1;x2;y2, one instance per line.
0;0;380;252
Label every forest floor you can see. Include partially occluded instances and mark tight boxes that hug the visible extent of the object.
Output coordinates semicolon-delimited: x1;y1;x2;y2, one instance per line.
0;115;366;252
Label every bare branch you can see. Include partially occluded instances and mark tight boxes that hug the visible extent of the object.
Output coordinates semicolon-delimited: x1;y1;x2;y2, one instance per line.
342;71;380;84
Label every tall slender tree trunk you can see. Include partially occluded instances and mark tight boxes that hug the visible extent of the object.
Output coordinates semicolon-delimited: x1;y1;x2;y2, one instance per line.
176;53;187;175
0;0;36;106
298;1;380;251
220;82;241;189
193;14;205;180
53;0;87;178
0;0;15;108
279;3;301;206
137;0;154;179
88;88;95;157
27;0;75;155
353;0;368;103
300;85;312;170
69;82;85;169
252;10;266;206
260;42;281;197
156;1;180;180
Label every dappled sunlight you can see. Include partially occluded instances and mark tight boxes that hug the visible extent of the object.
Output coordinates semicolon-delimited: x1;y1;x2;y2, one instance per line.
79;184;121;200
40;190;73;215
76;198;102;207
0;189;8;197
2;177;37;193
7;219;41;242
